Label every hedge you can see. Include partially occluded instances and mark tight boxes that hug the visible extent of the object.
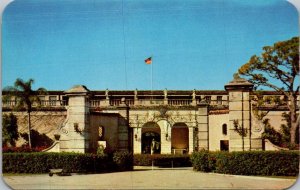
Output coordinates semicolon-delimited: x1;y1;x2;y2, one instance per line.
3;151;133;174
113;151;134;171
134;154;191;167
3;146;47;153
191;150;299;176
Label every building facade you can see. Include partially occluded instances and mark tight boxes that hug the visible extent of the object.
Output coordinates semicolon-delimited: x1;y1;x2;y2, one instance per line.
2;76;298;153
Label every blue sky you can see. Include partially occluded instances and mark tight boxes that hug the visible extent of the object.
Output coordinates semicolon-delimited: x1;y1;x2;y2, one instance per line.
2;0;299;90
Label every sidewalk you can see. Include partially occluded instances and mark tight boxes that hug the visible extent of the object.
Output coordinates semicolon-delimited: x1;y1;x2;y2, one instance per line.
2;167;297;189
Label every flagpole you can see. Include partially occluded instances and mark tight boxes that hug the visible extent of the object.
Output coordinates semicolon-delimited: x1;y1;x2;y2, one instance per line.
145;56;153;100
151;56;153;92
151;56;153;100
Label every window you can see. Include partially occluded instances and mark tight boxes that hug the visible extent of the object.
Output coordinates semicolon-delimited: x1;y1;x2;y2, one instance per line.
62;96;68;106
264;96;272;105
222;124;227;135
39;96;45;106
217;96;222;105
204;96;211;104
220;140;229;151
49;96;57;106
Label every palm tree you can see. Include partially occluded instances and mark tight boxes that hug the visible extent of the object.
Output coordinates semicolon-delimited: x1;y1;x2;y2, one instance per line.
3;78;47;148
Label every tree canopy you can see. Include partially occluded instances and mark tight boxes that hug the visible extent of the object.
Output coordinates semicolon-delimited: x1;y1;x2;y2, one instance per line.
238;36;299;148
3;78;47;112
2;113;19;147
239;36;299;93
3;78;47;148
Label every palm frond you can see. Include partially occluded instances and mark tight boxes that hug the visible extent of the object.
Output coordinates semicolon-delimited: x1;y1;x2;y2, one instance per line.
15;78;34;93
4;78;48;112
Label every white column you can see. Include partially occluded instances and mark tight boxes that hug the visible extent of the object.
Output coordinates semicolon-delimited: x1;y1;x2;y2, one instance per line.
188;127;194;153
133;128;141;154
157;120;171;154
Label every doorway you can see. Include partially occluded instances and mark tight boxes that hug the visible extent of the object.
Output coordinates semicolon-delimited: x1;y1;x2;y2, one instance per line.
141;122;161;154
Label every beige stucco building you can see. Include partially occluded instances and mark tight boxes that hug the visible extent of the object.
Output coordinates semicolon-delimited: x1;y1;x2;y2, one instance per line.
2;76;298;153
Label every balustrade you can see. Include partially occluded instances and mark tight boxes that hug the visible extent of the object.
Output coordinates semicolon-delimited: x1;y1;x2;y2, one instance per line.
2;100;16;107
109;99;121;106
2;100;67;108
136;99;164;106
90;100;101;107
3;93;294;110
2;98;233;108
210;100;229;106
89;98;232;108
168;99;192;106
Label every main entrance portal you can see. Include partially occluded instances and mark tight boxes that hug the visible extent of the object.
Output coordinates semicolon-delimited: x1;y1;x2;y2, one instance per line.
141;122;161;154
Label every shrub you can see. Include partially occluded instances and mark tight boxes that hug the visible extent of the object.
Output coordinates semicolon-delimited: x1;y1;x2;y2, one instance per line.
3;151;133;174
134;154;191;167
113;151;133;171
215;151;299;176
96;145;106;156
191;151;299;176
190;150;215;172
133;154;152;166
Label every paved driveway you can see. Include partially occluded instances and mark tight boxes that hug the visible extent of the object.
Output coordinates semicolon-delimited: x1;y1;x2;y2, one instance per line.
2;167;297;189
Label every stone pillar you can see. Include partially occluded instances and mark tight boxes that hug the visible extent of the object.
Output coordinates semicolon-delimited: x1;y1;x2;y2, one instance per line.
197;102;209;150
158;120;171;154
188;127;194;153
133;127;142;154
134;89;138;106
60;85;90;153
117;98;130;151
225;74;254;152
163;89;168;105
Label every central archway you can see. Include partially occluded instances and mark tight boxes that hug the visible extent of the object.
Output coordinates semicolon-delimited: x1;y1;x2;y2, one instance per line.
141;122;161;154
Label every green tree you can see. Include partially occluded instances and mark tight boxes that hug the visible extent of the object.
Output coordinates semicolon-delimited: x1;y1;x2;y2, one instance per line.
2;113;19;147
238;37;299;148
261;119;283;147
280;112;299;148
262;113;299;149
3;78;47;148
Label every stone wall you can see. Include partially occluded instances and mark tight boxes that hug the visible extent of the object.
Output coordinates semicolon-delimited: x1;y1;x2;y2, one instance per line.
264;111;288;130
2;110;66;147
89;114;119;152
209;114;229;151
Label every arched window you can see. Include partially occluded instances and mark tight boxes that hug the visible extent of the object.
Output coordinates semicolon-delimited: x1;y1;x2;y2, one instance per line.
222;124;227;135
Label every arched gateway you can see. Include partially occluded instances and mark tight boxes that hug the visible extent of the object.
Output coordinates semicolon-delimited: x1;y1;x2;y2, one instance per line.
171;123;189;154
141;122;161;154
130;108;200;154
